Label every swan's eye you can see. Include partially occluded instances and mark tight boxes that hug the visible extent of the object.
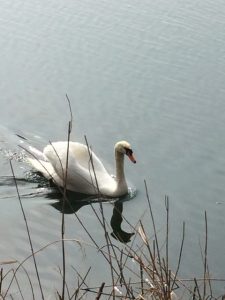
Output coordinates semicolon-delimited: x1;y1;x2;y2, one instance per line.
124;147;136;163
125;148;133;156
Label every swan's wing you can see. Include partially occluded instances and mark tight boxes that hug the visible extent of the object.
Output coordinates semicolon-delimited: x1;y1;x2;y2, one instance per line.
27;158;57;180
43;142;89;178
61;157;102;194
27;155;96;193
43;142;116;194
43;141;109;177
27;146;48;161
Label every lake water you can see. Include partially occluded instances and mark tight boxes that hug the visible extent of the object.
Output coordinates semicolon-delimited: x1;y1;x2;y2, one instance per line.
0;0;225;298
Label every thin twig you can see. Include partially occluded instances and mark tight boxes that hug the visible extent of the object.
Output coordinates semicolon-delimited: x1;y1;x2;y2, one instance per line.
84;136;116;299
61;122;72;299
194;278;202;300
171;222;185;291
203;211;208;299
66;94;73;129
140;263;144;296
9;160;44;300
165;195;170;296
61;94;73;299
13;270;25;300
95;282;105;300
70;266;91;300
20;265;35;300
144;180;166;296
0;268;3;297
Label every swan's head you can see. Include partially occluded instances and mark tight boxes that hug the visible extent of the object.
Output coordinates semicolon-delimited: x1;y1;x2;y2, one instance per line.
115;141;136;163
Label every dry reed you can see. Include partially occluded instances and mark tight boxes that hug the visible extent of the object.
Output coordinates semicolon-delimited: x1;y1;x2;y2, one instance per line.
1;98;224;299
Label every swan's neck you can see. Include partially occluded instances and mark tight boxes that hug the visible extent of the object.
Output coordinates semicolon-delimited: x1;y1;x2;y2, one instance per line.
115;151;127;194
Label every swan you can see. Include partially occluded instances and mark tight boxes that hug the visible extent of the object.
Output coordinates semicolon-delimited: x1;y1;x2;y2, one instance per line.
27;140;136;197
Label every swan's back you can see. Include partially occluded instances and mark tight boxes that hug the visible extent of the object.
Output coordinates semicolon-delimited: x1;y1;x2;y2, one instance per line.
44;142;117;195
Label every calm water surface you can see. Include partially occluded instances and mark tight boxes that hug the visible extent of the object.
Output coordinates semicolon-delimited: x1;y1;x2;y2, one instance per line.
0;0;225;298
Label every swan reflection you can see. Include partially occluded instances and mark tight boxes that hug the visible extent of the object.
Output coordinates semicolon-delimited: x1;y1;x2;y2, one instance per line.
45;189;135;244
110;201;135;243
0;173;136;244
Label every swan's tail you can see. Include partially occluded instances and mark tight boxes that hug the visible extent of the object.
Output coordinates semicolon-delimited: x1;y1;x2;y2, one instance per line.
26;145;47;161
21;143;53;180
27;158;54;180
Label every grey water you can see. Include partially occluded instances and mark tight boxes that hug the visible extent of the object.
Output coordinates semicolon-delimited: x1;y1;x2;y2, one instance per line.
0;0;225;298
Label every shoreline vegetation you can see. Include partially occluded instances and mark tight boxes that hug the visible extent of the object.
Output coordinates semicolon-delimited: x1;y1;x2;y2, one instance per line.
1;100;225;299
3;162;225;300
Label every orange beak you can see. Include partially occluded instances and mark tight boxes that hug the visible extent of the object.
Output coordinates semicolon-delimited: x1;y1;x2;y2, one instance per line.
127;153;136;164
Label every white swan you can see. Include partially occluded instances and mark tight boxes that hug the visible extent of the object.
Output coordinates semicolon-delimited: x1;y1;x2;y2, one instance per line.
27;140;136;197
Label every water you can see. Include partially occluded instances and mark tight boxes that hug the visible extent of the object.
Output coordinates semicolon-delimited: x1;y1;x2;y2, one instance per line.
0;0;225;298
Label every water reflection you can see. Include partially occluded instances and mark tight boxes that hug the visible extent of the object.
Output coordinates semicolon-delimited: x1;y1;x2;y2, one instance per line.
0;172;136;244
32;170;137;244
110;201;135;243
47;189;97;213
47;190;135;243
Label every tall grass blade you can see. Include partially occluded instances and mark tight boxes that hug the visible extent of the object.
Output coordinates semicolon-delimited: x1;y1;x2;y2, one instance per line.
61;94;73;299
144;180;166;296
95;282;105;300
9;160;44;300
